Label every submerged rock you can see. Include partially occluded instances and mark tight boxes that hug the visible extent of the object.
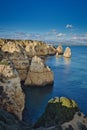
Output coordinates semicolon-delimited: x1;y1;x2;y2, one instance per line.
34;97;87;130
25;56;54;86
0;60;25;120
63;47;71;58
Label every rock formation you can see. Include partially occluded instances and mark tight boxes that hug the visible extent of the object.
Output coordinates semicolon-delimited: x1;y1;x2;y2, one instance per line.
9;52;29;81
56;45;63;55
1;39;56;57
1;42;21;53
0;38;56;81
34;97;87;130
62;112;87;130
25;41;56;57
0;60;25;120
63;47;71;58
25;56;54;86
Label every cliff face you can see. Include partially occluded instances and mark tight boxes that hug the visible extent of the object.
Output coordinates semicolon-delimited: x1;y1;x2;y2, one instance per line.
0;38;56;83
0;60;25;120
1;39;56;57
9;52;29;81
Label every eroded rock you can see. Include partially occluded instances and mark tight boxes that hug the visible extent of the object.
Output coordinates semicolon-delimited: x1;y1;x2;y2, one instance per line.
56;45;63;55
25;56;54;86
0;61;25;120
63;47;71;58
9;52;29;81
1;42;21;53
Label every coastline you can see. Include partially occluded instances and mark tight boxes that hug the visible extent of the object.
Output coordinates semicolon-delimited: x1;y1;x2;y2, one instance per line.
0;38;87;130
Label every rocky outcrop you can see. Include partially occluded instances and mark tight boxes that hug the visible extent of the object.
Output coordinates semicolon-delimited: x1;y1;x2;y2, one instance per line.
25;56;54;86
63;47;71;58
56;45;63;55
25;41;56;57
62;112;87;130
34;97;87;130
1;42;21;53
0;40;28;81
0;60;25;120
0;39;56;81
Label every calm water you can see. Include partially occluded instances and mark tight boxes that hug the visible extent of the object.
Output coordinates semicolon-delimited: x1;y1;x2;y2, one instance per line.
23;46;87;125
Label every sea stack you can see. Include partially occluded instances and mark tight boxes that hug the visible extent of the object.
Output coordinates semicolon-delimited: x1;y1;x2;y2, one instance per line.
25;56;54;86
56;45;63;55
63;47;71;58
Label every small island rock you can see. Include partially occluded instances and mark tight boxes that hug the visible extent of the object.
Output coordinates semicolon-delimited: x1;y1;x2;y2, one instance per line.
63;47;71;58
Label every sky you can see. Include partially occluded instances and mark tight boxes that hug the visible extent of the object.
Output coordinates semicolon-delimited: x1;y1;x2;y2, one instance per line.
0;0;87;44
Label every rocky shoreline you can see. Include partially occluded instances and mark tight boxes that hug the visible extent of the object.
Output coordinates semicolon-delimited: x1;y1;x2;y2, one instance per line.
0;38;87;130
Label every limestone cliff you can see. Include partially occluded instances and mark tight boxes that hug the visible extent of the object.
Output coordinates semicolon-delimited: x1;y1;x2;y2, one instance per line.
0;60;25;120
1;39;56;57
25;56;54;86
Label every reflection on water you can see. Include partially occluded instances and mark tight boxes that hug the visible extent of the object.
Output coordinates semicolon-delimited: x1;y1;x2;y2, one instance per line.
55;56;63;66
55;56;71;66
63;57;71;65
23;86;53;124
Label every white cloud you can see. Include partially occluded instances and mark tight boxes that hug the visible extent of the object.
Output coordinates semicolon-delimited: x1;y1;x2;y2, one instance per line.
56;33;66;37
66;24;73;28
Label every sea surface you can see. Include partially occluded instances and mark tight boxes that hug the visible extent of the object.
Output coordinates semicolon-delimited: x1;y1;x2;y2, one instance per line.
23;46;87;125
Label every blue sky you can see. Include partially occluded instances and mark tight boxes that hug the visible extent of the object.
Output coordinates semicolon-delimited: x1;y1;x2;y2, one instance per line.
0;0;87;43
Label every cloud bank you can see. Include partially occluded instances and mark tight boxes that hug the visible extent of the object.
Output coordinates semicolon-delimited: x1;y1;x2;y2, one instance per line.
0;27;87;45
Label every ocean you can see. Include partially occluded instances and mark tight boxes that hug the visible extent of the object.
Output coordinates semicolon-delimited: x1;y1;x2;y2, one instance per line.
23;46;87;125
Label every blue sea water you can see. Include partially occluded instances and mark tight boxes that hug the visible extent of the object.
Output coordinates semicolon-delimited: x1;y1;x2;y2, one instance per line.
23;46;87;125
